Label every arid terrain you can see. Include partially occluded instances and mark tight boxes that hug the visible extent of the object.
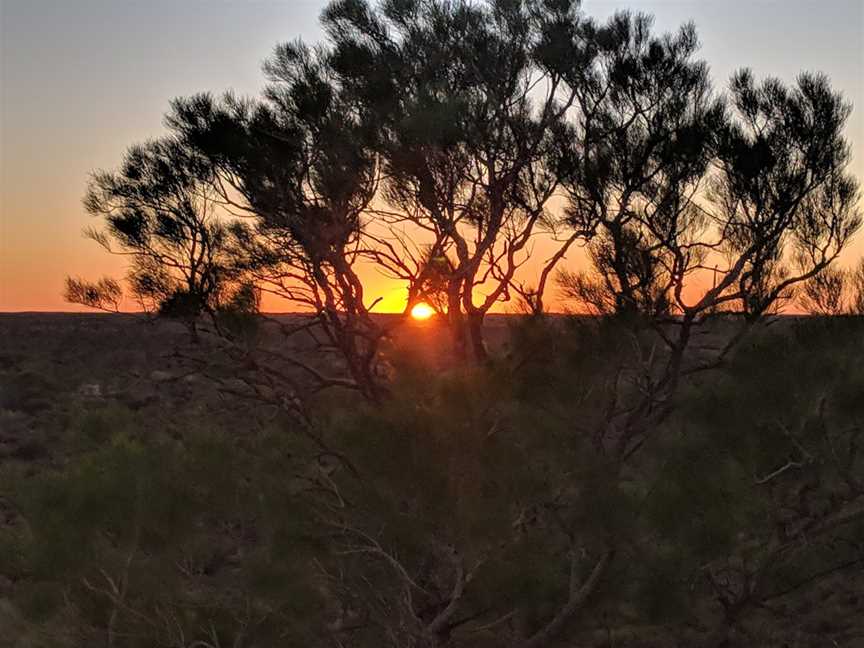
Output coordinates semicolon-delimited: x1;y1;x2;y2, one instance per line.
1;313;862;647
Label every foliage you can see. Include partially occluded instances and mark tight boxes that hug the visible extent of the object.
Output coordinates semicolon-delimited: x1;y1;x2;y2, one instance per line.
798;258;864;315
166;47;385;398
1;406;325;647
48;1;864;646
70;137;249;338
64;277;123;313
71;0;860;379
323;0;586;359
6;316;862;647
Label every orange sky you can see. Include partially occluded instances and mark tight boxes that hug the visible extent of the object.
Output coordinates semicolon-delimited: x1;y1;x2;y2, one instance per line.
1;0;863;312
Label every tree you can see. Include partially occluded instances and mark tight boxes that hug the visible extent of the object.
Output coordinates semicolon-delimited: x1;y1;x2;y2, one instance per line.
544;28;861;644
551;20;860;458
167;42;386;400
551;11;725;320
711;70;859;320
852;258;864;314
72;137;242;339
798;265;847;315
310;7;861;645
43;1;864;645
324;0;587;361
799;258;864;315
64;276;123;313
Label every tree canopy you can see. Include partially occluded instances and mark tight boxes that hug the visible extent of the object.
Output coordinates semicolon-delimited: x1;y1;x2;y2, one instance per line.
69;0;861;373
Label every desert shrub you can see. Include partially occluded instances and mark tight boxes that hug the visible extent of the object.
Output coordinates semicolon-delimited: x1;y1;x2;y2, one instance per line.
3;315;863;647
297;314;864;646
1;409;326;647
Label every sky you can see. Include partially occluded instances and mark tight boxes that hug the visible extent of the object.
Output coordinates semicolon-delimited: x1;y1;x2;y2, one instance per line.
1;0;863;312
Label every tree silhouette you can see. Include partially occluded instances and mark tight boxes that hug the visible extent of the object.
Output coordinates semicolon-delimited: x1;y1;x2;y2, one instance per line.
551;12;724;319
167;42;385;399
71;137;242;339
799;265;848;315
799;258;864;315
324;0;586;361
712;70;859;319
64;276;123;313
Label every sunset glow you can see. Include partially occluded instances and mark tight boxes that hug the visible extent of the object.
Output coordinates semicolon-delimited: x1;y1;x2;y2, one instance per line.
410;303;435;320
1;1;862;313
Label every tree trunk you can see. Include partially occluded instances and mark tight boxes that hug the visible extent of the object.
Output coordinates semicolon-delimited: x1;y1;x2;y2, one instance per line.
447;288;469;362
467;311;488;363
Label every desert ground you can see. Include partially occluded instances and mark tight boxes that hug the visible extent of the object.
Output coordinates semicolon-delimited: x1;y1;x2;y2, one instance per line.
1;313;862;647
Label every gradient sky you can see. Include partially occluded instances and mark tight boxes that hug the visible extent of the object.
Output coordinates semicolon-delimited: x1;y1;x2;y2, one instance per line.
2;0;863;311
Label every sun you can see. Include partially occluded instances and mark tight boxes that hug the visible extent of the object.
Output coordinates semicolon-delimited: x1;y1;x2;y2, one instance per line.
410;302;435;321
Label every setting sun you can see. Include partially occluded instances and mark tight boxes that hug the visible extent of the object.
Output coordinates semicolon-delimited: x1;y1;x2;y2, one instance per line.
410;302;435;320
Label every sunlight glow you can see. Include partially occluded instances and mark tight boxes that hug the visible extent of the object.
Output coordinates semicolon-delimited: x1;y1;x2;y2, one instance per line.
410;302;435;320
